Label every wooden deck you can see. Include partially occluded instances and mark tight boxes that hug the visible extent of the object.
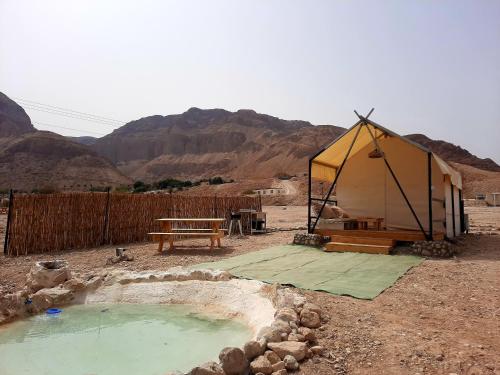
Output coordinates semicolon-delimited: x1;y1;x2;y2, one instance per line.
318;229;444;255
315;229;445;242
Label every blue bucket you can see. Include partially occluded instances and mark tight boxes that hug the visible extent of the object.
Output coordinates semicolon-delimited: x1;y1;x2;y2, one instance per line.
46;308;62;315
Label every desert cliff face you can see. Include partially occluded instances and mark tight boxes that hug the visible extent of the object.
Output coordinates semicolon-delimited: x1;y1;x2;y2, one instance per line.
1;91;498;194
0;93;131;190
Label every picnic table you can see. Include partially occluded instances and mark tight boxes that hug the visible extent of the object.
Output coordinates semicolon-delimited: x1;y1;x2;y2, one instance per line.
149;218;226;253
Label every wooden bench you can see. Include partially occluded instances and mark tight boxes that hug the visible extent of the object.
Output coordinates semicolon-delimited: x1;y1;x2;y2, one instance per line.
150;218;226;252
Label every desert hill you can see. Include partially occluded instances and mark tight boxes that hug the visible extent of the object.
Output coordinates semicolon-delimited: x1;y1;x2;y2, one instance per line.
90;108;345;181
0;93;131;191
89;108;500;184
405;134;500;172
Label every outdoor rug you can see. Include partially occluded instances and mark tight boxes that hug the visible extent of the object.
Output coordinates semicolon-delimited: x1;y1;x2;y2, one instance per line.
193;245;423;299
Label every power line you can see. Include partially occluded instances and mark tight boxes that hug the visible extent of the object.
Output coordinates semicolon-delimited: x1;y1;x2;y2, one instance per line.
21;103;122;127
14;97;125;125
32;121;107;136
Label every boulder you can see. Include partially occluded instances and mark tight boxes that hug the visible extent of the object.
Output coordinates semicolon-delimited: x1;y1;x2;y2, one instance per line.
302;303;322;317
271;320;292;334
300;309;321;328
267;341;308;361
287;333;305;342
264;350;282;365
189;361;225;375
271;361;285;372
250;355;273;375
283;355;299;371
243;339;266;360
63;278;86;292
31;287;74;312
219;347;248;375
274;308;298;323
297;327;316;342
272;370;287;375
26;260;71;292
257;326;282;343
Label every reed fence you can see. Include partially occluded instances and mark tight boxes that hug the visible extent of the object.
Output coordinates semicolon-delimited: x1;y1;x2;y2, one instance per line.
4;192;261;256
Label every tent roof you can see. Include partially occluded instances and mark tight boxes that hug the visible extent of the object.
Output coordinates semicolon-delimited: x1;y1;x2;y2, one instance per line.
311;118;462;188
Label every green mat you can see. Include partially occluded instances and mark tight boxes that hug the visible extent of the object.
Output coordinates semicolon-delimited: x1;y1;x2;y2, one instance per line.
193;245;423;299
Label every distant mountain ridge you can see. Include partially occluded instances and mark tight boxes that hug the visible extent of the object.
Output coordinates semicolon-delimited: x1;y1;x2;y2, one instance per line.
1;92;498;192
88;107;499;182
405;134;500;172
0;92;131;190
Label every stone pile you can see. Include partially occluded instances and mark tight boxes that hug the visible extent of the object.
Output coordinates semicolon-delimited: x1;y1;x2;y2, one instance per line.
292;233;329;247
182;297;327;375
410;240;457;258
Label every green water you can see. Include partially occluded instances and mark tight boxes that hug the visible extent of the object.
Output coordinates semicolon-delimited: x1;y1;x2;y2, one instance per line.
0;303;252;375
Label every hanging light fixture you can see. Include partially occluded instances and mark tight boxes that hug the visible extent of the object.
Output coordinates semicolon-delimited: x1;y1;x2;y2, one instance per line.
368;147;384;158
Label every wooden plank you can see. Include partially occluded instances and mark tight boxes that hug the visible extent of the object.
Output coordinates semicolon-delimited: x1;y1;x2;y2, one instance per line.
156;218;226;222
148;232;222;236
330;235;395;246
324;242;392;255
316;229;444;242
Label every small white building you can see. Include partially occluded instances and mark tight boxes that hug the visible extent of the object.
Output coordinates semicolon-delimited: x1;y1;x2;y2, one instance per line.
254;188;286;196
485;192;500;206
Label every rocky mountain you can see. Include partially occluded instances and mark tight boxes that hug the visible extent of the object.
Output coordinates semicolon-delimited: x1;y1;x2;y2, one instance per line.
405;134;500;172
89;107;500;183
0;93;131;191
67;136;97;146
90;108;345;181
2;93;498;194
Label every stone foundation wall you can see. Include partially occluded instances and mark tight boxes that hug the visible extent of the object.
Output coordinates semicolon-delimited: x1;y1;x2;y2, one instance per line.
292;233;329;247
410;240;457;258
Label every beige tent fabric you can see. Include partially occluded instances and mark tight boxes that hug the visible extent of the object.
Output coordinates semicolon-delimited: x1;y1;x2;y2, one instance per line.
311;119;461;235
311;121;461;189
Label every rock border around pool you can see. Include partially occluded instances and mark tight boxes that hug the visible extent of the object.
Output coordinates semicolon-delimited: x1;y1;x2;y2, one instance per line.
184;290;327;375
0;261;328;375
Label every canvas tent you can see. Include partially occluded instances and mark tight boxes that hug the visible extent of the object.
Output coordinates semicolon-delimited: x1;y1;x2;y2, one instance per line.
308;112;464;239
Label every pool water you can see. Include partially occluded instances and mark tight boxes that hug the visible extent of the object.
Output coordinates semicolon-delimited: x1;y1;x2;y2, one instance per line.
0;303;252;375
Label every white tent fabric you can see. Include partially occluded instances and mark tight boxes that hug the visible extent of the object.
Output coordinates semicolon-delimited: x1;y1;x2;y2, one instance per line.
310;119;462;236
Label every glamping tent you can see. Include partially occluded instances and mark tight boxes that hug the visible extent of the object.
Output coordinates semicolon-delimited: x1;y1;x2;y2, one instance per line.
308;111;464;242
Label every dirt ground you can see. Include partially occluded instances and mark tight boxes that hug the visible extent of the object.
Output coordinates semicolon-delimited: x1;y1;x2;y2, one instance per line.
0;206;499;374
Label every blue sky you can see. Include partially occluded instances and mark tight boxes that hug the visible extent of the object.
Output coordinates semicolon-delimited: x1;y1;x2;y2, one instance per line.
1;0;499;162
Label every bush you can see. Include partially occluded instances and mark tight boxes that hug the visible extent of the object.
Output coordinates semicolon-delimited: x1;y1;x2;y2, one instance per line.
133;181;150;193
89;186;110;192
209;176;224;185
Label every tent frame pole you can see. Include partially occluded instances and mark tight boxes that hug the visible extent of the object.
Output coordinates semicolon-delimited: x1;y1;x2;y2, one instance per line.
364;123;430;240
310;123;363;233
307;159;312;233
451;184;456;237
427;152;434;241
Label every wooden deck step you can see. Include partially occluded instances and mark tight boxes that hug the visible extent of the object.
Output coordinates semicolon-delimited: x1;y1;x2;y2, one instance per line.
316;229;445;242
324;242;393;255
330;235;395;247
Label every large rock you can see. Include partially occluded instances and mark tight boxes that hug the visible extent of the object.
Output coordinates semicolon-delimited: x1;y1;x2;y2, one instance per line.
244;339;266;360
264;350;281;365
283;355;299;371
257;326;282;343
274;308;298;323
300;309;321;328
219;347;248;375
298;327;316;342
189;361;225;375
271;320;292;334
302;303;322;317
250;355;273;375
26;260;71;292
30;287;74;313
267;341;308;361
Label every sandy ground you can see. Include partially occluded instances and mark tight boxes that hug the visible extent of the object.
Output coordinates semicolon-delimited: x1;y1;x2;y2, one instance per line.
0;206;499;374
